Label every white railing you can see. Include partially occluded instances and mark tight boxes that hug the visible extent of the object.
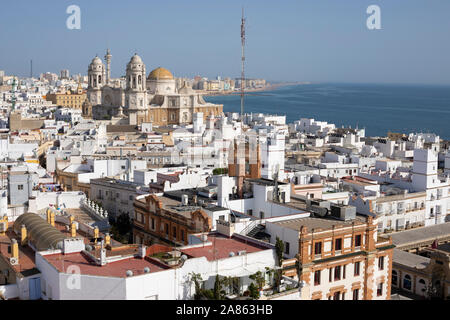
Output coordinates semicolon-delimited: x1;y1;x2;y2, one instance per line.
81;198;109;222
239;219;261;236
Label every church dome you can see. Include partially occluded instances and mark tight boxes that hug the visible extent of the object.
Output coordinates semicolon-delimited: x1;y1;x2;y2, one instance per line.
91;56;103;66
130;54;143;64
148;67;174;80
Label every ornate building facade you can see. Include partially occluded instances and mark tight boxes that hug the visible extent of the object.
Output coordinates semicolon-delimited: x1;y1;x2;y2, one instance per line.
83;50;223;126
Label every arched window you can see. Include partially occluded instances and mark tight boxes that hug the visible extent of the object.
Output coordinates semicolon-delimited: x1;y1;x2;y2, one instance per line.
392;270;398;286
419;279;425;285
138;75;142;85
133;77;136;88
403;274;412;291
98;75;102;84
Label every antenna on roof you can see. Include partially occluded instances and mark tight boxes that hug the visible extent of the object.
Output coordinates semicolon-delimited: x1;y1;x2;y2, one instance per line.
240;6;246;122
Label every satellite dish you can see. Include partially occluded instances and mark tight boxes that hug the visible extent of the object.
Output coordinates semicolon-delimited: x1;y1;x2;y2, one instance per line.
126;270;133;277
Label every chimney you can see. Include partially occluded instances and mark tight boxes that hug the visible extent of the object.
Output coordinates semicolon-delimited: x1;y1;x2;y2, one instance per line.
11;239;19;263
70;222;77;237
93;226;99;240
105;233;111;246
20;225;27;246
46;208;51;224
50;212;55;227
138;244;147;258
99;247;107;266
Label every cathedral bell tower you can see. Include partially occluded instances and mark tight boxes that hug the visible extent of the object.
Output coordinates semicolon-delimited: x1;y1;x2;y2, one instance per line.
87;56;105;106
126;54;147;125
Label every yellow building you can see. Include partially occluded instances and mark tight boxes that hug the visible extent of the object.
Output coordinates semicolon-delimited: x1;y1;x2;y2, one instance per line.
46;83;87;110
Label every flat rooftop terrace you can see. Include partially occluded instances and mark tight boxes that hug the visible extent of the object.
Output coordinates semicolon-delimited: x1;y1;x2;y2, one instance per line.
383;222;450;249
181;233;269;261
393;249;430;270
272;215;366;232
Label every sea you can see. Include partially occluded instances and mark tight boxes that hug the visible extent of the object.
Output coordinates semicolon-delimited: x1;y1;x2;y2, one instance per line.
204;83;450;140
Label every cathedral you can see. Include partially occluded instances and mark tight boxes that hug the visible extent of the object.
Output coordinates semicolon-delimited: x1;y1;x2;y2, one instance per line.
82;50;223;126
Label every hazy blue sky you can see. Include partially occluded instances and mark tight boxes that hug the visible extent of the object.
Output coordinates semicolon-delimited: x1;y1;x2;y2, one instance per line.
1;0;450;84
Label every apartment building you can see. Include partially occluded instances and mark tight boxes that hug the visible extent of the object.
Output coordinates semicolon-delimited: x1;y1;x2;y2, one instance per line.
268;215;394;300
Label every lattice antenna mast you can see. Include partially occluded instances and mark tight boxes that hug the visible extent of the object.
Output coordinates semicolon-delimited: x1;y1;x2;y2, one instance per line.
11;77;17;111
240;7;246;121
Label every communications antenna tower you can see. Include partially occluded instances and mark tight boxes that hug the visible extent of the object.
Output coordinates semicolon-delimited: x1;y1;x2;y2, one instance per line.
11;77;17;111
240;7;246;121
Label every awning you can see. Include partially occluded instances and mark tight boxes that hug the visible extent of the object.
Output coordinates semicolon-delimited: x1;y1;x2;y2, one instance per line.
217;263;270;278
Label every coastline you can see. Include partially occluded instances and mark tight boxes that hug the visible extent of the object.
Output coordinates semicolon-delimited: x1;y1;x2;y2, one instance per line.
201;81;310;97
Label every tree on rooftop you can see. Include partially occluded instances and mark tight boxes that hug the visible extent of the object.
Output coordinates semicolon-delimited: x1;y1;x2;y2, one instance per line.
213;274;221;300
249;271;265;291
275;237;284;266
274;237;285;293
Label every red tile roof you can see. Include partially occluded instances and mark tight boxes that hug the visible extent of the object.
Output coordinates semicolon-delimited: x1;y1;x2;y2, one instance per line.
43;252;169;278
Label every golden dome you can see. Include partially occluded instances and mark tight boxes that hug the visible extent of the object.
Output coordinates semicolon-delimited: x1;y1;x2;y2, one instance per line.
148;67;174;80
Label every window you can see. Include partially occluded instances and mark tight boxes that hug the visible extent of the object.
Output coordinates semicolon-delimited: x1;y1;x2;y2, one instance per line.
392;270;398;286
403;275;412;291
354;261;360;276
329;268;332;282
151;218;155;230
247;209;253;216
378;256;385;270
343;265;346;279
353;289;359;300
335;238;342;251
354;234;362;247
18;184;23;190
165;223;169;235
377;283;383;296
285;242;290;255
172;226;177;238
334;266;341;281
333;291;340;300
314;270;321;285
314;242;322;255
181;229;185;242
260;211;265;219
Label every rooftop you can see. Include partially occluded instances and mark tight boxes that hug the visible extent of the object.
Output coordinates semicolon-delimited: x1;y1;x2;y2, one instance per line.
246;178;288;186
180;233;268;261
0;224;38;276
384;222;450;248
43;251;169;278
393;249;430;269
272;215;366;232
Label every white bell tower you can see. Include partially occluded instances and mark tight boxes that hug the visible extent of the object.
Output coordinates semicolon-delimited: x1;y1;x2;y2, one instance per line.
125;54;147;125
87;56;105;106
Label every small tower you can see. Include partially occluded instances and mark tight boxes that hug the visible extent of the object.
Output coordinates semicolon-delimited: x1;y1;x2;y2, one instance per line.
104;49;112;85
